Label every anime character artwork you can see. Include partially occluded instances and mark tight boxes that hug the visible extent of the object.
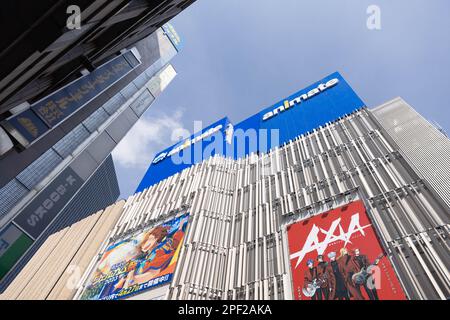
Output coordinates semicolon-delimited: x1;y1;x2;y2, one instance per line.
287;201;406;300
80;213;189;300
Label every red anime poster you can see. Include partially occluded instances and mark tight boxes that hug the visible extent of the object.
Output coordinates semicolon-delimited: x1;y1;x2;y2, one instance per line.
287;200;406;300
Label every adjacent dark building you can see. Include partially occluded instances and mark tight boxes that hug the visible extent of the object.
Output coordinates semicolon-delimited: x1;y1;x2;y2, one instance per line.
0;0;195;117
0;0;194;290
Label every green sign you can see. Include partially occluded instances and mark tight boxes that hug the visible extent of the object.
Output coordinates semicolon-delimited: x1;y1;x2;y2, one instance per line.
0;224;33;281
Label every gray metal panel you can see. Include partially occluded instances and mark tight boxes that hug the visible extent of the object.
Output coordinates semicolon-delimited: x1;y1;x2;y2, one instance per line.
85;132;117;163
120;82;139;100
69;150;100;181
145;59;165;79
105;107;139;143
103;94;126;116
132;72;149;89
122;105;140;123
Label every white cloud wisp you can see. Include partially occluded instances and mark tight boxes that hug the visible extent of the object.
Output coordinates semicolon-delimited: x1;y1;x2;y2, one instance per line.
112;108;187;169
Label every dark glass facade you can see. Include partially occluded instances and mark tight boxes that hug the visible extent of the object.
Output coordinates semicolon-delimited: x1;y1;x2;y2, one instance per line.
0;26;179;289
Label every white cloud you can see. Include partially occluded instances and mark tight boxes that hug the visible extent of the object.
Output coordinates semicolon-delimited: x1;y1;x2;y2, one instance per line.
112;108;188;169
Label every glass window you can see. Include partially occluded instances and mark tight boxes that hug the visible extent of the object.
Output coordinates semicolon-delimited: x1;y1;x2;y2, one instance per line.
132;72;149;89
103;94;126;116
0;179;29;219
120;82;139;100
16;149;63;190
82;108;109;133
53;124;90;158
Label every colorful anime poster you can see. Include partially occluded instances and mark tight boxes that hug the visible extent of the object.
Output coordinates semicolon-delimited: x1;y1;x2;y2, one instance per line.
80;213;189;300
286;201;406;300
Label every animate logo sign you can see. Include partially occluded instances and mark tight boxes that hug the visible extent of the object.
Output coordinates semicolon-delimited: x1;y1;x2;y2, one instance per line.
262;78;339;121
152;124;223;164
139;72;365;190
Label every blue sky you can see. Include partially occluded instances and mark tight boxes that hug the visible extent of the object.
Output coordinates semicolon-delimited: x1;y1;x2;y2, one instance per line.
112;0;450;199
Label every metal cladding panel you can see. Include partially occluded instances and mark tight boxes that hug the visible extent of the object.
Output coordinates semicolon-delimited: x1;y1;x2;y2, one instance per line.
82;108;110;133
85;132;116;163
52;123;90;158
129;90;154;117
137;72;365;190
15;148;63;190
105;108;138;144
77;108;449;300
372;98;450;209
0;179;29;220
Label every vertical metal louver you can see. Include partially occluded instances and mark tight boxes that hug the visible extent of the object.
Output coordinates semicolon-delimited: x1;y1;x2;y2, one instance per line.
77;108;449;300
372;98;450;209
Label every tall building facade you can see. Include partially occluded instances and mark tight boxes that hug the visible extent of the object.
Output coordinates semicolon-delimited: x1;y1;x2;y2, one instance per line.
0;24;181;290
3;73;449;300
0;0;196;117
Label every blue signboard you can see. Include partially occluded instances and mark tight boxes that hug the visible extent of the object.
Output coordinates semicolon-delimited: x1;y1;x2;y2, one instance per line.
230;72;365;156
162;23;182;52
1;51;140;147
32;51;140;128
137;118;231;191
137;72;365;192
1;109;50;144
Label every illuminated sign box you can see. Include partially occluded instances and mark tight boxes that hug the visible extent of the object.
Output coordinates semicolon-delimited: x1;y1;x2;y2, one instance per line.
162;23;182;52
1;109;49;146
